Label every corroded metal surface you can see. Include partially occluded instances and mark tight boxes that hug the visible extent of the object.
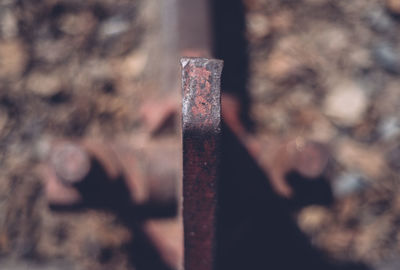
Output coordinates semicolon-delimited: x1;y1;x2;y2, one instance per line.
181;57;223;270
42;139;178;213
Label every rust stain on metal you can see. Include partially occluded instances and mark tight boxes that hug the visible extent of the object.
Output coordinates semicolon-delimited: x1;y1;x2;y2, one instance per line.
181;57;223;270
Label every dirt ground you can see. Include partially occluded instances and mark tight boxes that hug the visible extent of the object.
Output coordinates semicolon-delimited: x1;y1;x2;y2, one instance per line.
246;0;400;268
1;0;400;269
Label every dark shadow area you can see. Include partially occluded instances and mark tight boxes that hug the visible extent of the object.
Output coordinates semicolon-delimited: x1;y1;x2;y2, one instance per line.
211;0;253;131
50;158;175;270
217;122;370;270
285;171;334;210
210;1;368;268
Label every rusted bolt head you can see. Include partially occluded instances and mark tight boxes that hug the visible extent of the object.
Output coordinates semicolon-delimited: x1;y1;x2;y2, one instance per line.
49;141;91;185
293;141;329;179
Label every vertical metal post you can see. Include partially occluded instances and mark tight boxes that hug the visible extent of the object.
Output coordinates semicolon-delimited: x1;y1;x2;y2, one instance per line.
160;0;179;93
159;0;213;95
181;57;223;270
178;0;212;56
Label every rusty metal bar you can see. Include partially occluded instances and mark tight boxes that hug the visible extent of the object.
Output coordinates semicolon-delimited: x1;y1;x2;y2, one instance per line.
160;0;179;94
181;57;223;270
178;0;212;56
158;0;213;95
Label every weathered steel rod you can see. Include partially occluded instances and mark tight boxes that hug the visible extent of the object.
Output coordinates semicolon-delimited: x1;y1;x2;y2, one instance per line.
178;0;212;56
181;57;223;270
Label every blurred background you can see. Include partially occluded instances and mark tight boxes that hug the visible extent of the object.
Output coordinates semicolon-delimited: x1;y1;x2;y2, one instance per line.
1;0;400;269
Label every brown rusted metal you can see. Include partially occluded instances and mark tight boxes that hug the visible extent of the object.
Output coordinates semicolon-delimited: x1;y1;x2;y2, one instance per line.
181;57;223;270
178;0;212;56
140;0;214;135
40;138;180;269
221;93;330;198
49;141;91;185
42;139;178;212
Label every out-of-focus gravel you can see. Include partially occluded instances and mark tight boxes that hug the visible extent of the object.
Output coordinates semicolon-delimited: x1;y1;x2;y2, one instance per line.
0;0;160;269
1;0;400;269
245;0;400;266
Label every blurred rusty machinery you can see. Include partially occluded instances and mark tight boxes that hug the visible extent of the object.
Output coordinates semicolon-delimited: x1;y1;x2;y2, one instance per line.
39;0;331;268
39;57;330;270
